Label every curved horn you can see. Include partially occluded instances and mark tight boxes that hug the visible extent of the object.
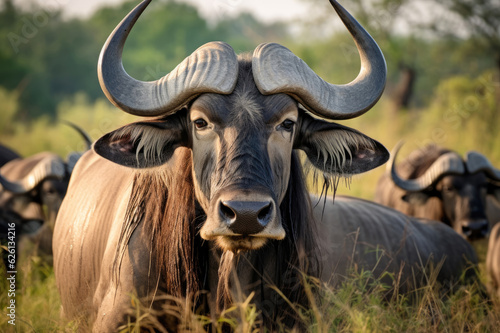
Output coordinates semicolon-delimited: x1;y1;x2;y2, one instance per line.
65;152;83;175
98;0;239;117
388;142;465;192
62;120;92;150
466;151;500;181
0;155;66;194
252;0;386;120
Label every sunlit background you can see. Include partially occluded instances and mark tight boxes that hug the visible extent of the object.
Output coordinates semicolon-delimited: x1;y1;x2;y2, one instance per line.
2;0;499;199
0;0;499;330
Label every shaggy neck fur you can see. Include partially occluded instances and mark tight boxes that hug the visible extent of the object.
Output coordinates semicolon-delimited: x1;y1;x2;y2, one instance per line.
115;149;321;326
215;152;322;326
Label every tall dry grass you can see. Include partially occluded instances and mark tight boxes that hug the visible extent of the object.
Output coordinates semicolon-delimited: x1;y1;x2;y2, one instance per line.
0;68;499;331
3;251;497;332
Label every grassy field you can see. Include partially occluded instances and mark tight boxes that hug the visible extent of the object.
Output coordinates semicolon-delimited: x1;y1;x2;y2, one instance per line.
1;241;499;332
0;65;499;331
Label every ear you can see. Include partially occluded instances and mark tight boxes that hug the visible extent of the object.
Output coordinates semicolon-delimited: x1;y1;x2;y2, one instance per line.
296;113;389;175
94;111;189;168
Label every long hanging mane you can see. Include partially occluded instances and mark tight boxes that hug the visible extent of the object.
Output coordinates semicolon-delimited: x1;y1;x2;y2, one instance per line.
216;152;322;325
114;148;207;299
113;140;321;325
274;151;322;319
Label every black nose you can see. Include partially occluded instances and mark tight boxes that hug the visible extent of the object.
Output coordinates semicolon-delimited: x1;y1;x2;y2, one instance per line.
462;220;489;240
219;200;274;235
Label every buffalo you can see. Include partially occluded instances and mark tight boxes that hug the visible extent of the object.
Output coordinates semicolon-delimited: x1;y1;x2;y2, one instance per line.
375;143;500;240
314;195;479;294
487;223;500;297
0;144;20;168
53;0;479;330
0;123;91;255
0;208;43;271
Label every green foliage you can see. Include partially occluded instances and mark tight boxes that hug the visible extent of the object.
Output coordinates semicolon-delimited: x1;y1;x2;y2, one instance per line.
319;69;500;200
0;91;136;157
2;247;499;332
0;246;76;332
421;70;499;158
0;0;293;120
0;87;19;135
0;0;499;331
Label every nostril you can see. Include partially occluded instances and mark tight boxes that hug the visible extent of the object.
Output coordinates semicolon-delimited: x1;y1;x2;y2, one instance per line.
218;199;274;235
462;220;490;239
220;201;236;220
258;202;272;221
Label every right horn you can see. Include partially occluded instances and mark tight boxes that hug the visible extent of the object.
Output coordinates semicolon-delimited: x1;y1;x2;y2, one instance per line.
252;0;386;120
388;142;465;192
466;151;500;181
98;0;239;117
0;155;66;194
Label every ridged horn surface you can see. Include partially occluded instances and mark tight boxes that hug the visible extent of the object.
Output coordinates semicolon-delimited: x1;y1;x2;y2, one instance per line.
0;155;66;194
466;151;500;181
252;0;386;120
388;142;465;192
98;0;239;117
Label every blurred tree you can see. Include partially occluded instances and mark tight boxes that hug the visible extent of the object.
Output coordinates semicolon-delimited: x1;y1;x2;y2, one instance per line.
212;13;290;52
335;0;422;112
426;0;500;103
429;0;500;69
298;0;420;111
421;70;499;159
90;0;211;79
298;0;498;111
0;0;292;122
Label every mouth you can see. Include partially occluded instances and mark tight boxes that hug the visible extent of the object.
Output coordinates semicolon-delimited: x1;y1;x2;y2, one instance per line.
199;214;286;251
215;235;269;252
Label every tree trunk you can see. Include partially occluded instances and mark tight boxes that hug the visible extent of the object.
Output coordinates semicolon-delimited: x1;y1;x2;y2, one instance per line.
391;65;416;112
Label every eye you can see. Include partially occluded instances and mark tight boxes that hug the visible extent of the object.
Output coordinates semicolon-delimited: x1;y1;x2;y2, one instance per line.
193;118;208;129
443;186;454;193
277;119;295;132
45;187;56;195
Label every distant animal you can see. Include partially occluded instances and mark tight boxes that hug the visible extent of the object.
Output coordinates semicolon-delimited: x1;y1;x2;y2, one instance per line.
0;123;91;255
0;144;20;168
375;143;500;241
0;208;42;271
487;223;500;297
314;195;479;294
53;0;478;331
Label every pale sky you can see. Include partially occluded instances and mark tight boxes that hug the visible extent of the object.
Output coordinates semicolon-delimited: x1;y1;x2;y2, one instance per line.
12;0;448;38
17;0;311;23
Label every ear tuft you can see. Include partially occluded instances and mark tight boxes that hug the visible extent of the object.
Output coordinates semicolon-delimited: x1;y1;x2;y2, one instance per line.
94;115;187;168
298;116;389;177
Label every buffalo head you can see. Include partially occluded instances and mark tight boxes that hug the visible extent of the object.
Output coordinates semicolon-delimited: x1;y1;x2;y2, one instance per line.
94;0;389;252
0;122;91;253
388;143;500;240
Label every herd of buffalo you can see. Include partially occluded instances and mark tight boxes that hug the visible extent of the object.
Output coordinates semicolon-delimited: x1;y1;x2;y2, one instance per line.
1;0;500;330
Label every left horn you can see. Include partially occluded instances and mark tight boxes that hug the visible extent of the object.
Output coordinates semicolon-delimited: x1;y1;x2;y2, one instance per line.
0;156;66;194
252;0;386;120
98;0;239;117
388;142;465;192
466;151;500;181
